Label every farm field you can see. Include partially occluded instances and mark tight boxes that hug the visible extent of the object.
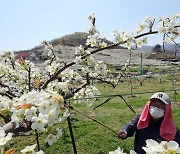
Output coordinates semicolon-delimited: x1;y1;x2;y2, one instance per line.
3;69;180;154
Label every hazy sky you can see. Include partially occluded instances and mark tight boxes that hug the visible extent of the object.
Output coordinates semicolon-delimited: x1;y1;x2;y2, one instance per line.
0;0;180;52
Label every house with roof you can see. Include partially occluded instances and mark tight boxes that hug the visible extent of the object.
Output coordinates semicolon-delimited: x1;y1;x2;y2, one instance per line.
15;51;39;62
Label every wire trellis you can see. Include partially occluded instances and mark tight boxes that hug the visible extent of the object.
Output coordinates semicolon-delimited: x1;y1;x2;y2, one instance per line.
66;88;180;153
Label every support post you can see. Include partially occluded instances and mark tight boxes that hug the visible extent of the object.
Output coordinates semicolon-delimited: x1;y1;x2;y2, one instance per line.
67;116;77;154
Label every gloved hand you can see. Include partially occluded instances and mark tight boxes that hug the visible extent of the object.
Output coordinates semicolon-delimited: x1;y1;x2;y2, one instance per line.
117;130;127;139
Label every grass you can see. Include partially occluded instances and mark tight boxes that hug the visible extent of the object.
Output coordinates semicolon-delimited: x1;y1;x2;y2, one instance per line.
3;72;180;154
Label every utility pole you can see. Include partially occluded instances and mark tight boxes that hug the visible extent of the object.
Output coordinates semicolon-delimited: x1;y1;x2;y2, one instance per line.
140;52;143;75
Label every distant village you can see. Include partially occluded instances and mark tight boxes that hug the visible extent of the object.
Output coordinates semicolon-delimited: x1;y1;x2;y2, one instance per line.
14;50;40;63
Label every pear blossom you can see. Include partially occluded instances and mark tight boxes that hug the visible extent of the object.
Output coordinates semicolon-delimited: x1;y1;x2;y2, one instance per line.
86;33;100;47
159;140;180;153
56;128;63;140
75;45;85;56
31;113;48;130
109;147;126;154
60;68;74;81
158;14;180;43
47;62;60;75
113;29;134;46
0;133;13;146
74;85;100;106
87;26;100;35
0;128;13;146
45;134;57;145
46;109;58;126
135;37;147;47
0;96;11;110
74;56;82;64
35;150;45;154
52;93;64;104
20;144;36;153
113;29;124;44
87;13;96;24
0;87;8;94
95;61;108;76
142;139;166;153
55;81;69;92
38;101;50;114
25;106;37;121
44;60;51;66
0;128;6;138
36;150;45;154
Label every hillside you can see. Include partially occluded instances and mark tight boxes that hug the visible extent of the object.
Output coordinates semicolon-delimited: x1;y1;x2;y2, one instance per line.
32;44;180;67
28;32;125;53
50;32;126;49
14;32;180;66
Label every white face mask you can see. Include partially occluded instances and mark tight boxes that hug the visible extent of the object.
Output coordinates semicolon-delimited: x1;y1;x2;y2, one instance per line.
149;106;165;119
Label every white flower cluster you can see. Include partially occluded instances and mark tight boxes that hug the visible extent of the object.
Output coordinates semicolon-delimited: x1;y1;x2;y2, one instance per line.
0;50;69;152
86;33;107;48
86;13;107;48
113;29;135;49
74;85;100;106
10;90;66;130
158;14;180;44
134;16;154;47
74;45;93;65
41;41;102;107
87;13;96;25
113;14;180;49
47;61;61;75
0;52;42;95
0;128;12;147
109;147;136;154
0;128;13;154
113;29;134;44
20;144;44;154
94;61;109;76
142;139;180;154
0;95;11;111
42;40;54;57
136;37;147;47
136;16;155;33
45;128;62;145
109;139;180;154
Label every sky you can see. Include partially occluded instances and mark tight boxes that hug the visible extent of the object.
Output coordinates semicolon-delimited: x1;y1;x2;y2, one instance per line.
0;0;180;52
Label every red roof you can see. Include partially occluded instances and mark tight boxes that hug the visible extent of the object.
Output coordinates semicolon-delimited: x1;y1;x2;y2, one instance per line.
16;51;32;59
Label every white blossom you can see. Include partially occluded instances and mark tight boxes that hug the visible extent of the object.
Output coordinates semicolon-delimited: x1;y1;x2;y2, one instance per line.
31;113;48;130
56;128;63;140
20;144;36;153
25;106;37;121
45;134;57;145
38;101;50;114
109;147;126;154
87;13;96;24
0;128;13;146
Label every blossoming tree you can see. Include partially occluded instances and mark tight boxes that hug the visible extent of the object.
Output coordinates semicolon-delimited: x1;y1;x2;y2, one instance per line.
0;13;179;153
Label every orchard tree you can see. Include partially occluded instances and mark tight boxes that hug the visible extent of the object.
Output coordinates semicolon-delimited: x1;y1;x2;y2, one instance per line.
153;44;162;52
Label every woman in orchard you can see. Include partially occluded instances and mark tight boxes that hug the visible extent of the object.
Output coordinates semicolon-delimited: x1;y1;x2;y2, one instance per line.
118;92;180;154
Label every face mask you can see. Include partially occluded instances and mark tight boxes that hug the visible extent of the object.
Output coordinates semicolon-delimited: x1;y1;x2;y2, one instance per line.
149;106;165;119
